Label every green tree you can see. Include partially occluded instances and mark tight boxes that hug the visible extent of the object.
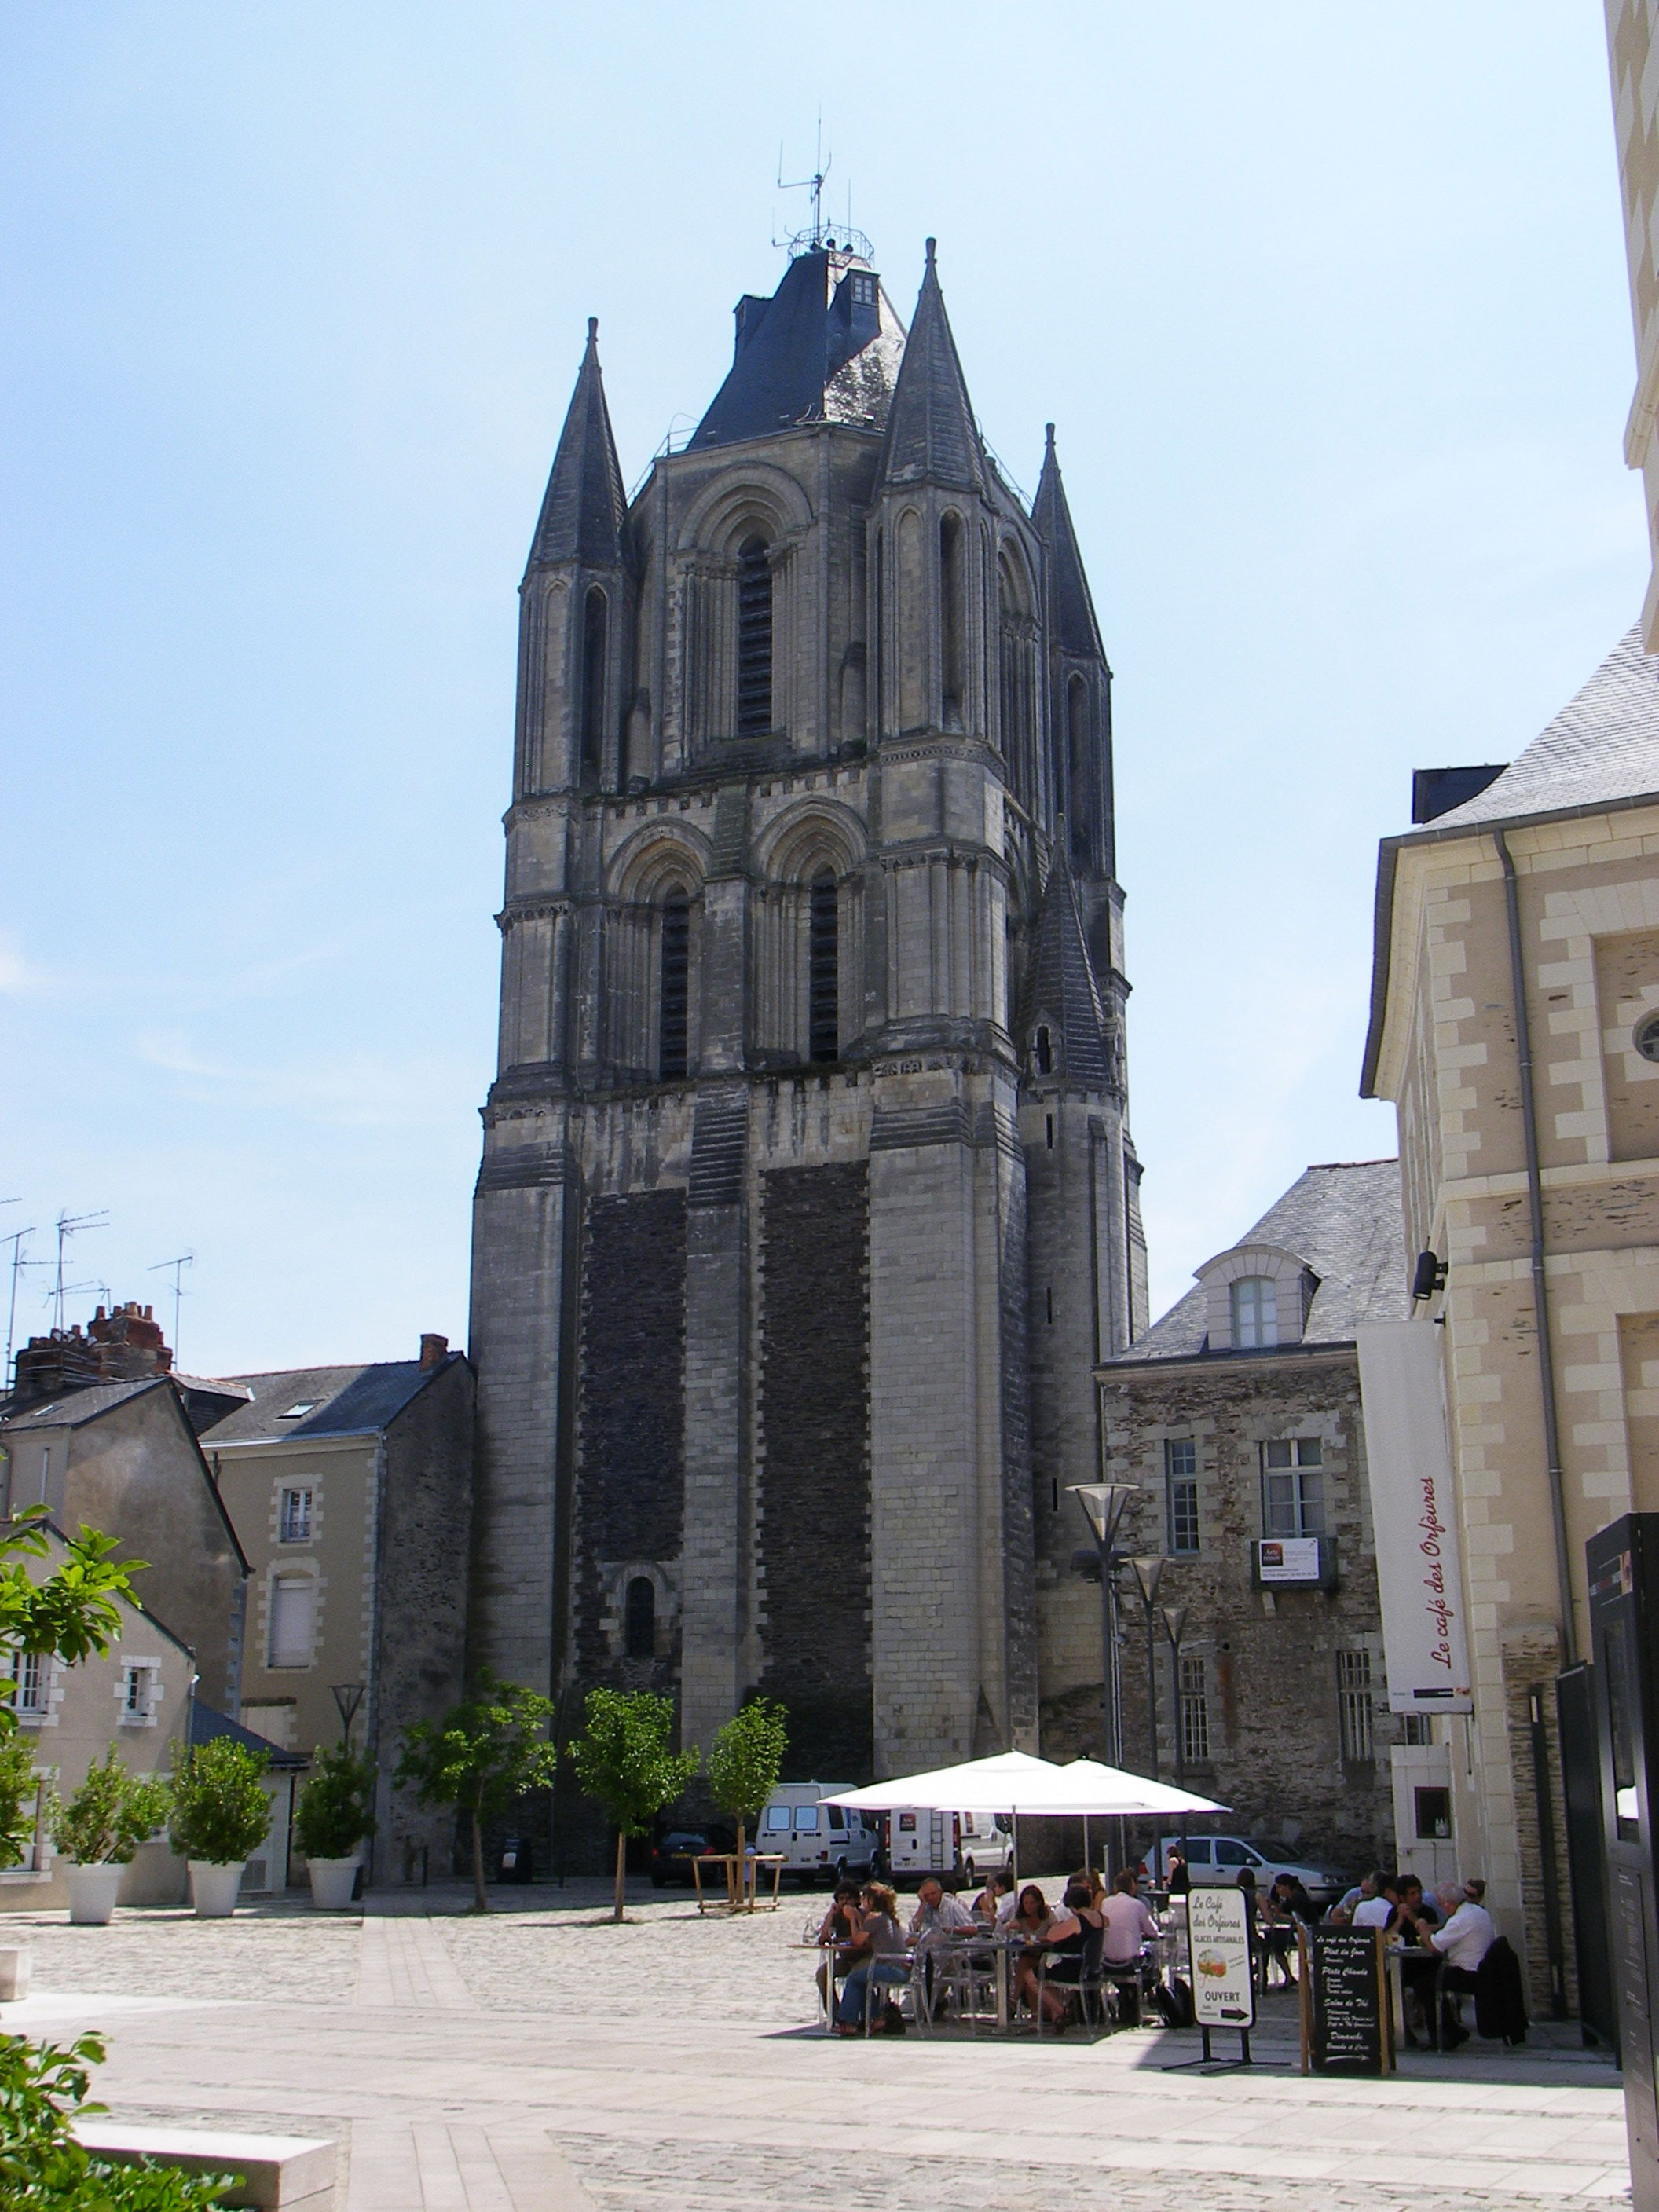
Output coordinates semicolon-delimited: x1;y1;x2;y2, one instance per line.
394;1672;558;1913
0;1736;40;1869
47;1747;170;1866
706;1697;787;1868
569;1688;697;1923
292;1743;378;1862
167;1741;270;1866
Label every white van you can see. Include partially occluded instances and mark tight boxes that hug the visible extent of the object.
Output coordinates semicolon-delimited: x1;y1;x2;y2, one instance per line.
756;1782;881;1888
882;1808;1013;1884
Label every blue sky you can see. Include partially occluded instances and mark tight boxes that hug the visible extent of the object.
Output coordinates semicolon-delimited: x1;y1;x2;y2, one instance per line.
0;2;1648;1375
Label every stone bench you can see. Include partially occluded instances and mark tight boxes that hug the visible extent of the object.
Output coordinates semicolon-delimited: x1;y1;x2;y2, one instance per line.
74;2124;338;2210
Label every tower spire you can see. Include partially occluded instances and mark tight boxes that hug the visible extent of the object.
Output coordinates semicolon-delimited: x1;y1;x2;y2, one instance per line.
526;317;628;573
877;238;984;492
1032;423;1105;662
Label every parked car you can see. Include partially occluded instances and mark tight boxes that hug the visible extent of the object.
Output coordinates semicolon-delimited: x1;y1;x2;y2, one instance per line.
756;1782;881;1887
650;1830;723;1888
1140;1833;1347;1906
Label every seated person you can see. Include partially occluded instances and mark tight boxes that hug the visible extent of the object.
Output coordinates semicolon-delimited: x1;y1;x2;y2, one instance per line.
909;1874;976;1946
1426;1879;1495;2048
1391;1876;1443;2047
1099;1867;1159;2024
1164;1846;1191;1895
835;1881;909;2035
815;1881;867;2006
1010;1884;1077;2027
1261;1873;1306;1986
1352;1873;1398;1930
972;1866;1017;1924
1042;1879;1107;2021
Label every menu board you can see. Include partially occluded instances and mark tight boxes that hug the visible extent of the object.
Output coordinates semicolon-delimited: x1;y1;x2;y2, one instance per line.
1186;1888;1255;2029
1304;1926;1391;2074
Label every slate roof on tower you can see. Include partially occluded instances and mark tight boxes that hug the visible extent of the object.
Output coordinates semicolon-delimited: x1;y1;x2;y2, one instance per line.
877;240;986;494
1032;426;1107;663
692;248;906;451
527;319;629;573
1021;861;1115;1089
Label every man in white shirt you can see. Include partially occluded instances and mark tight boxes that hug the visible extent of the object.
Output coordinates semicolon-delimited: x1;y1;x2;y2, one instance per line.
1352;1873;1397;1931
1424;1878;1495;2047
909;1875;976;1946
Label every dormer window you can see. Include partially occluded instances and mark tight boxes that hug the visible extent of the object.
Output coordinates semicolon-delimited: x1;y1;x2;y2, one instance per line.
1231;1276;1279;1348
851;273;876;307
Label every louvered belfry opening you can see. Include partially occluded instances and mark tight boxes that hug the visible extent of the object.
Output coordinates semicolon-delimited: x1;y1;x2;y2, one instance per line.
808;871;839;1063
658;891;690;1079
736;534;773;737
939;513;965;729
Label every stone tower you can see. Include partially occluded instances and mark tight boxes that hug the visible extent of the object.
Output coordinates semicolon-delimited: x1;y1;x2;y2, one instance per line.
468;233;1147;1785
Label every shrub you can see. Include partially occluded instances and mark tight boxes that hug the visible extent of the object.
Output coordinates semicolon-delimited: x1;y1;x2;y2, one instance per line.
293;1745;377;1862
48;1748;170;1867
0;2031;233;2207
0;1736;39;1870
166;1741;270;1866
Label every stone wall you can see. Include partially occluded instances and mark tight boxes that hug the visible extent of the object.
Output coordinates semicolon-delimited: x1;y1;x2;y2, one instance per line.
573;1190;687;1683
756;1163;872;1780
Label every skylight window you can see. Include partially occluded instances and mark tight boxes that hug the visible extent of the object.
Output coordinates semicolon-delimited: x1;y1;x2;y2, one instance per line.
279;1402;318;1420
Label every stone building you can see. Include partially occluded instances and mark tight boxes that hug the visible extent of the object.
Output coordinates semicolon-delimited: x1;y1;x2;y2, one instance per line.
200;1336;474;1878
1091;1162;1406;1873
1362;626;1659;2007
468;227;1146;1793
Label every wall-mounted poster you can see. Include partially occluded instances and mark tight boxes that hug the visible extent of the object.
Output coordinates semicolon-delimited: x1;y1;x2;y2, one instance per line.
1186;1886;1255;2029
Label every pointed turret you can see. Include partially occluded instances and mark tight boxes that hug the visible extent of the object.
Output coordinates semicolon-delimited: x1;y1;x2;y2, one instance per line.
877;240;984;493
1032;424;1104;663
1020;857;1118;1091
526;318;628;573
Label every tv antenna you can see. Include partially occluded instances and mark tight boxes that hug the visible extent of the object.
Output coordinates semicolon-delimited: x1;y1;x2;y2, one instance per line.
2;1225;35;1393
774;119;871;262
148;1251;194;1364
51;1210;108;1333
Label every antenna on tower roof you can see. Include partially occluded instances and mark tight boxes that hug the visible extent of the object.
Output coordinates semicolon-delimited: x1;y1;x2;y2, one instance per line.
774;116;872;263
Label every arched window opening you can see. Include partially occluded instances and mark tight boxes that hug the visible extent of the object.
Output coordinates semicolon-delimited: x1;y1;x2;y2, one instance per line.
624;1577;656;1660
580;587;608;782
658;890;690;1080
939;514;965;729
736;535;773;738
808;871;839;1063
1068;675;1091;867
1231;1276;1279;1349
1035;1025;1053;1075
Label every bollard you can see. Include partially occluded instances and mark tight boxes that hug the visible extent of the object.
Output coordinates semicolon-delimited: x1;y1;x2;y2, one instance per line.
0;1949;31;2001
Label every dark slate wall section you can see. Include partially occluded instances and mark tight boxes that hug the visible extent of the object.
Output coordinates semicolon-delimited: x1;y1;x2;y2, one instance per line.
574;1189;687;1679
756;1163;873;1781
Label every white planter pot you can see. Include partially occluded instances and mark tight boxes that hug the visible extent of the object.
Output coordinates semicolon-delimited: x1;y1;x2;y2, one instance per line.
65;1864;125;1926
188;1860;244;1918
306;1858;359;1910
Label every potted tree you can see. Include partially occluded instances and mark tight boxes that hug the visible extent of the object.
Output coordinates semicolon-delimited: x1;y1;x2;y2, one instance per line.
293;1743;377;1909
167;1738;270;1917
47;1746;171;1925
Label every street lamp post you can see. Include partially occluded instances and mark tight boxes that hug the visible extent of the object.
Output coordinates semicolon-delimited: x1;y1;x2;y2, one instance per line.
331;1683;366;1748
1129;1556;1166;1781
1162;1606;1190;1883
1068;1483;1138;1767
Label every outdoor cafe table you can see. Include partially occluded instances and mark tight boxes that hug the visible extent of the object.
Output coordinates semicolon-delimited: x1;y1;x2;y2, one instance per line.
690;1851;786;1915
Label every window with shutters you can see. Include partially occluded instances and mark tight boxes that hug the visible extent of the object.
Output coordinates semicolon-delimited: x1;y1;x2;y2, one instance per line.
119;1663;158;1726
658;891;691;1079
9;1649;49;1723
736;537;773;737
268;1576;316;1669
279;1486;313;1544
808;873;839;1063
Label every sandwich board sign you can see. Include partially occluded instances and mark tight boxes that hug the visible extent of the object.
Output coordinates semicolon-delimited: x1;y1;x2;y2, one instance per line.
1187;1887;1255;2031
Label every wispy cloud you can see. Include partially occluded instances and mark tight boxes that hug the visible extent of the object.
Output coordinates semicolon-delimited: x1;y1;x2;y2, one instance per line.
134;1029;475;1130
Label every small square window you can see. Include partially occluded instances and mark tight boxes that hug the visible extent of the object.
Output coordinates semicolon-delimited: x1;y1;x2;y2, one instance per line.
279;1488;313;1544
119;1664;156;1725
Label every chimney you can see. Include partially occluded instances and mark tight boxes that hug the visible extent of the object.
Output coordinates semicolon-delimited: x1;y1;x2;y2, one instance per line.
419;1333;448;1370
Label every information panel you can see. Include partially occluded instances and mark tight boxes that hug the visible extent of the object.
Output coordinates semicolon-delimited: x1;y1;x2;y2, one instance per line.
1186;1887;1255;2029
1304;1926;1392;2075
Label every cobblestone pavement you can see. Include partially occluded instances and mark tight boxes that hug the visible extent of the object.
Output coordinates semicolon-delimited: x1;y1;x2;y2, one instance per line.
0;1879;1632;2212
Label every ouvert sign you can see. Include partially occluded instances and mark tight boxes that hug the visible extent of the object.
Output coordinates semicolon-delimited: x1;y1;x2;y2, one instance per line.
1355;1320;1474;1715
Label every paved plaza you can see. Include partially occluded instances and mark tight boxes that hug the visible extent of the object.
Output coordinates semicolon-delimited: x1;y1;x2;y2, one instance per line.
0;1881;1632;2211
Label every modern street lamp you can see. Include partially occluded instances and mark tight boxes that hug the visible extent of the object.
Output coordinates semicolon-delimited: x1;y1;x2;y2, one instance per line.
1068;1483;1137;1766
331;1683;366;1746
1162;1605;1191;1882
1129;1555;1166;1780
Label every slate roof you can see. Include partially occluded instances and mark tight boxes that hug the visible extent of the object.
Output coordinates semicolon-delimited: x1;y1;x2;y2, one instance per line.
1426;626;1659;829
200;1357;456;1445
1021;861;1115;1089
0;1376;170;1430
1112;1159;1408;1364
691;249;907;452
190;1701;307;1771
526;319;629;573
877;240;985;494
1031;427;1106;662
